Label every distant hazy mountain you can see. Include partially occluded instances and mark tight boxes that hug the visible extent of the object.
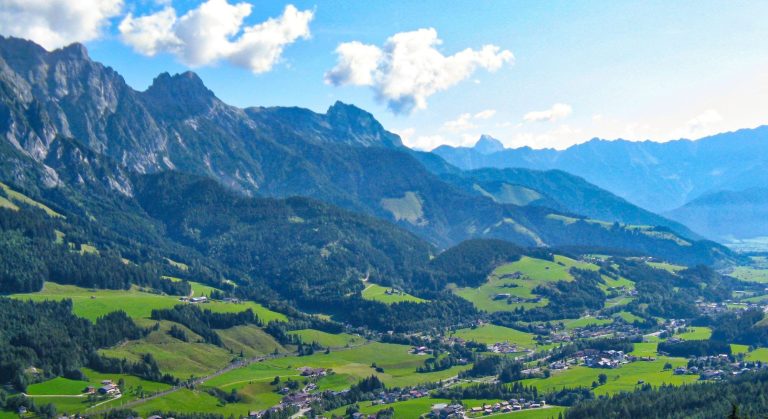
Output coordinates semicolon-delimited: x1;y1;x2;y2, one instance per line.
665;188;768;247
433;132;768;213
0;37;732;265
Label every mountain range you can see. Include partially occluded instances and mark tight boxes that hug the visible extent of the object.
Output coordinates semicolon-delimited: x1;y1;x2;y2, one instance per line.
664;187;768;250
0;36;731;266
433;131;768;214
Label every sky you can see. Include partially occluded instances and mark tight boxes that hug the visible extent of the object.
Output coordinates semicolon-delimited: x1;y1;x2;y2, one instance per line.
2;0;768;150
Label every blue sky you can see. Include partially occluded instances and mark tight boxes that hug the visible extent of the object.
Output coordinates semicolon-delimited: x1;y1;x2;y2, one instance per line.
3;0;768;150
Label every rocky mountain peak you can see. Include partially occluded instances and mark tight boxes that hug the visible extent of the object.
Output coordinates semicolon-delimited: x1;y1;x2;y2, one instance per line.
51;43;89;60
143;71;218;117
474;135;505;155
325;101;402;148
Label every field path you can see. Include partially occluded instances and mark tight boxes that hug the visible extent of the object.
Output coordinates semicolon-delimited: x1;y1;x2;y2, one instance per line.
88;353;278;414
91;340;374;414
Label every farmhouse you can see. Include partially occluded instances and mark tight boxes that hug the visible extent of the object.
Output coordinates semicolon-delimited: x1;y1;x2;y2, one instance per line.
298;366;327;377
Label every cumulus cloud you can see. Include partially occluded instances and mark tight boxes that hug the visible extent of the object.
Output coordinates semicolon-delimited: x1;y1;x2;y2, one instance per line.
443;113;476;132
685;109;722;134
523;103;573;122
442;109;497;132
0;0;123;50
325;28;513;114
119;0;313;73
474;109;496;120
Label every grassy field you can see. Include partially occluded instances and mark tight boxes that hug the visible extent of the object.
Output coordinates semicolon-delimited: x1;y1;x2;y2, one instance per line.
361;282;427;304
218;325;288;357
131;388;277;416
561;316;612;329
728;266;768;283
613;311;643;324
481;406;567;418
452;325;537;348
13;282;181;321
209;342;470;390
0;182;63;218
453;256;599;313
288;329;365;348
521;358;696;396
326;398;553;418
630;342;659;357
646;261;686;273
676;327;712;340
329;398;452;417
100;321;234;378
11;281;286;323
744;348;768;362
25;368;171;414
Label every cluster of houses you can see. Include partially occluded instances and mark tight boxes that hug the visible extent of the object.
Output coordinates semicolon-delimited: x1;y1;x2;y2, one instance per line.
368;387;430;405
584;349;628;369
178;295;208;304
84;379;120;397
298;366;328;377
488;341;531;355
548;349;634;370
410;346;434;356
466;399;547;416
672;355;768;380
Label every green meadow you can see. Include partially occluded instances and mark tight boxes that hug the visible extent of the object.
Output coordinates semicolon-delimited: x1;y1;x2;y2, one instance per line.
452;324;537;348
12;282;181;321
11;281;286;323
218;325;288;358
453;255;599;313
100;321;235;378
209;342;470;390
676;327;712;340
561;316;612;330
25;368;171;414
728;266;768;283
0;181;63;218
520;358;696;396
288;329;365;348
613;311;643;324
361;282;427;304
646;261;686;273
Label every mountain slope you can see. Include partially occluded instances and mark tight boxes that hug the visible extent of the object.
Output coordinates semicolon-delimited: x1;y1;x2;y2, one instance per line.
433;131;768;213
437;167;700;239
0;37;732;264
664;188;768;246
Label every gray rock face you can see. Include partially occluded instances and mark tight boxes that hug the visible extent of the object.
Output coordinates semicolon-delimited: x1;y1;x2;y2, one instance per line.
0;37;735;264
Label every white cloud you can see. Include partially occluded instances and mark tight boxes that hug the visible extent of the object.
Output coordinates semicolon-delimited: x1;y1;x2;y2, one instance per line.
523;103;573;122
391;127;415;144
325;28;513;114
443;113;476;132
442;109;497;132
685;109;722;136
0;0;123;50
407;135;448;151
474;109;496;120
119;1;313;74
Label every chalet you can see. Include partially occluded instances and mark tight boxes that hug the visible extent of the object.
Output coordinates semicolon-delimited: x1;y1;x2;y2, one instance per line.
298;366;327;377
98;383;120;395
85;386;96;394
494;293;511;300
189;296;208;303
700;370;724;380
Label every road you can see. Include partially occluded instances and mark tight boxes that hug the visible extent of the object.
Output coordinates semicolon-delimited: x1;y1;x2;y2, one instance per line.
88;353;277;414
